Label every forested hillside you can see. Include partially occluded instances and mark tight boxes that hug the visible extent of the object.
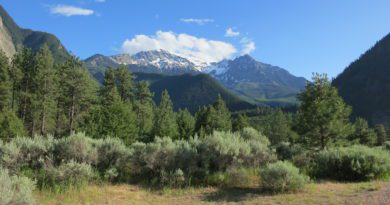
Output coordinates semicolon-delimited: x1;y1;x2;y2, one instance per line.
333;33;390;126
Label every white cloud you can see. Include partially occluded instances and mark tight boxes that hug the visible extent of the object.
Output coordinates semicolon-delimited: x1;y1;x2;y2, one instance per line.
180;18;214;25
225;27;240;37
121;31;236;63
240;37;256;55
50;5;94;17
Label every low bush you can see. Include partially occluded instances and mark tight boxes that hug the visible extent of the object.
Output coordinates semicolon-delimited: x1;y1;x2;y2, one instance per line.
53;133;97;165
0;169;36;205
384;141;390;151
260;161;309;193
275;142;303;160
314;145;390;181
206;167;257;187
38;160;95;191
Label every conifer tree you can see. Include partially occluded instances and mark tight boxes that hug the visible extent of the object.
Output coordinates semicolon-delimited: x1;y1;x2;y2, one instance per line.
33;45;56;135
232;114;250;132
10;51;24;111
176;108;195;139
100;68;120;105
210;95;232;132
349;118;377;146
56;56;97;136
152;90;178;139
0;50;11;111
296;73;353;150
374;124;387;146
116;65;134;103
134;81;154;138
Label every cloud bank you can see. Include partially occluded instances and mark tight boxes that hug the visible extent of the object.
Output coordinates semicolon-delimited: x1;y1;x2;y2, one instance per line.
50;5;94;17
121;31;236;63
240;37;256;55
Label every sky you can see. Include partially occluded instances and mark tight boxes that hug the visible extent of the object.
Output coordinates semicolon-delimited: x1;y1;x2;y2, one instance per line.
2;0;390;79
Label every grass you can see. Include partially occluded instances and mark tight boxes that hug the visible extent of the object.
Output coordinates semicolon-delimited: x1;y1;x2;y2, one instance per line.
35;181;390;205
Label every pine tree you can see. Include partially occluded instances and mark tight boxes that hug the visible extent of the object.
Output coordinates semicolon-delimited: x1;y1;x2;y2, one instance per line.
0;50;11;111
14;48;35;124
10;51;24;112
116;65;134;103
210;95;232;132
374;124;387;146
100;68;120;105
349;118;377;146
134;81;154;138
56;56;97;136
232;114;250;132
33;45;56;135
84;68;138;144
152;90;178;139
296;73;353;150
176;108;195;139
0;110;26;140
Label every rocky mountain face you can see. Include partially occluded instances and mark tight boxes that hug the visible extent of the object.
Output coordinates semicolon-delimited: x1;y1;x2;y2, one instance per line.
85;50;307;105
205;55;307;105
333;33;390;126
0;5;69;61
85;50;201;75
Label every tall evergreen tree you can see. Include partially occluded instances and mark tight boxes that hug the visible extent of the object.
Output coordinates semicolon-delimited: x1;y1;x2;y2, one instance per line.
195;95;232;135
134;81;154;138
33;45;56;135
0;51;11;111
100;68;120;105
374;124;387;146
296;73;353;150
10;51;24;112
349;118;377;146
232;114;250;132
176;108;195;139
116;65;134;103
84;68;137;144
56;56;97;136
152;90;178;139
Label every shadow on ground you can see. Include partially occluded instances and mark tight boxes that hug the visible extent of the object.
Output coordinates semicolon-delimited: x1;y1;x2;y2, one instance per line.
202;187;270;202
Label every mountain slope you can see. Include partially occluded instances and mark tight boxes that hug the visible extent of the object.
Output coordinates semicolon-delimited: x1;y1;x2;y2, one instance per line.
135;73;254;112
0;5;69;61
206;55;307;105
85;50;201;75
333;33;390;125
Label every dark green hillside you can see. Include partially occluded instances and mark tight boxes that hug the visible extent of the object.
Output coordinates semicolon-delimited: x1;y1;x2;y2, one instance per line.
333;33;390;125
135;73;255;112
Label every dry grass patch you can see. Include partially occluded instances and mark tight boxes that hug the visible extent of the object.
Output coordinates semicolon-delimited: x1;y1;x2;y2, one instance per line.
35;181;390;205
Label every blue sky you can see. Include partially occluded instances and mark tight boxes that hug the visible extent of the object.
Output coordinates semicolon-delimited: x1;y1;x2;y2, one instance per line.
2;0;390;79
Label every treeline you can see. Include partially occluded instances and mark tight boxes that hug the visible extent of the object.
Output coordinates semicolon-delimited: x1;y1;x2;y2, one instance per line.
0;46;245;143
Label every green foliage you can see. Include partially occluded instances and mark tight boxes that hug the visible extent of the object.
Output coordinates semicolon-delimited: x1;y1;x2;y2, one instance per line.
375;124;387;146
232;114;250;132
33;44;56;135
205;167;256;188
0;169;36;205
246;108;298;145
195;96;232;135
349;118;377;146
0;50;12;111
56;56;97;136
314;145;390;181
116;65;134;102
260;161;309;193
275;142;303;161
384;141;390;151
0;110;26;140
38;160;95;191
53;133;97;165
152;90;178;139
176;109;195;140
134;81;154;138
296;73;353;149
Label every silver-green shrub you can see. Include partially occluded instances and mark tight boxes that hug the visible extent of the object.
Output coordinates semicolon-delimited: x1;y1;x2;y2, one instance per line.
0;169;36;205
260;161;309;193
53;133;97;165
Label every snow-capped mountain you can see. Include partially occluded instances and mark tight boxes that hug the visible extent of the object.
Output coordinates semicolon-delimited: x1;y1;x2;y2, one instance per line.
85;50;307;105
